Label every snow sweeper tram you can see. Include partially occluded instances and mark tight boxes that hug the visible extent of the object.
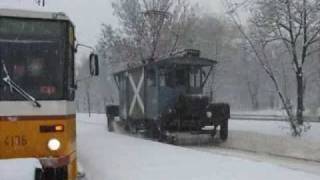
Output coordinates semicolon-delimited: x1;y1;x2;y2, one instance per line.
107;49;230;142
0;9;99;180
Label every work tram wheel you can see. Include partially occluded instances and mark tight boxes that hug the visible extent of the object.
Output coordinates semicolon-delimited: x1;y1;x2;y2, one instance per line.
220;119;228;141
107;117;114;132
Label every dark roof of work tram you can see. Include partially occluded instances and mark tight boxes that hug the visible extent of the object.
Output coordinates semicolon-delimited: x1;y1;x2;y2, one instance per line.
114;49;217;74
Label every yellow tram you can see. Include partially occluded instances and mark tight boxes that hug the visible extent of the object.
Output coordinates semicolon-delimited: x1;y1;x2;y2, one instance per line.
0;9;98;180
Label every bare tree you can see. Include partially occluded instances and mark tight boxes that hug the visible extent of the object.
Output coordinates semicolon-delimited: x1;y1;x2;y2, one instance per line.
98;0;196;65
79;0;199;113
240;42;261;110
245;69;260;110
248;0;320;125
225;0;301;135
180;15;240;104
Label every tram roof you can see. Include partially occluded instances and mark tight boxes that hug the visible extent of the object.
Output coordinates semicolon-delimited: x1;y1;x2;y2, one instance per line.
0;8;71;21
114;55;217;75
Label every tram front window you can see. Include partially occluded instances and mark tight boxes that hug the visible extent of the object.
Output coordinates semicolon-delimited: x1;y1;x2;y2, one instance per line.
0;18;72;100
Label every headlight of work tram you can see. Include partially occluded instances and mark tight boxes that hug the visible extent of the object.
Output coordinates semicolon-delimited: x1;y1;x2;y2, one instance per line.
48;138;61;151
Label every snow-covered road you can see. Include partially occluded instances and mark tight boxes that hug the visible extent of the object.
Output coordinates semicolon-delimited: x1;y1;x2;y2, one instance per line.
77;114;320;180
191;146;320;176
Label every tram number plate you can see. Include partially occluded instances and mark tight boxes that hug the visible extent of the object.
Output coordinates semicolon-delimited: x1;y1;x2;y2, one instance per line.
4;135;27;147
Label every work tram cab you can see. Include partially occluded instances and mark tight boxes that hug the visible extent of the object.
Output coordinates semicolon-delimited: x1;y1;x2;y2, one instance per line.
0;9;99;180
108;49;230;143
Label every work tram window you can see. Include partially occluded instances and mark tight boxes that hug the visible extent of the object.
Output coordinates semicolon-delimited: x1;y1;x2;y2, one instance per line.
0;18;74;100
189;67;202;88
147;69;156;87
159;68;175;87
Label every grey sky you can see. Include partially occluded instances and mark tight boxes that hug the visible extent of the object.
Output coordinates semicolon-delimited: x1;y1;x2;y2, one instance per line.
1;0;226;47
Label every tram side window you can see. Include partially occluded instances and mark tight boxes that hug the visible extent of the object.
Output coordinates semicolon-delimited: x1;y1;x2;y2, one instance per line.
147;69;156;87
158;68;174;88
158;68;188;88
176;69;187;86
165;70;176;87
159;71;166;87
189;67;201;88
159;68;187;88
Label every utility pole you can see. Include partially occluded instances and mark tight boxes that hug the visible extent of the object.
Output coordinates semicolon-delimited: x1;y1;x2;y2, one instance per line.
85;82;91;118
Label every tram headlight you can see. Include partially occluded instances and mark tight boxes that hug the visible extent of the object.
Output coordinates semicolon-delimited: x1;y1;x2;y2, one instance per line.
206;111;212;118
48;138;61;151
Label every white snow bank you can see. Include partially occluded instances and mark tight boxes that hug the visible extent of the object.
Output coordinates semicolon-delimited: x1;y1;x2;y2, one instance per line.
220;120;320;161
76;113;320;180
232;109;287;116
229;120;320;141
0;158;41;180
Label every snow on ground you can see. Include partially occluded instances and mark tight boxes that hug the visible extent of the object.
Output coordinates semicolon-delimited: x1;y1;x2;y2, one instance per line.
0;158;41;180
229;119;320;141
232;109;287;116
232;109;320;116
76;113;320;180
222;119;320;162
192;146;320;176
1;113;319;180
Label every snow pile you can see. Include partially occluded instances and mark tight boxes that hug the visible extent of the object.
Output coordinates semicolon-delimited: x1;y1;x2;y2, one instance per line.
232;109;287;116
221;120;320;161
229;120;320;141
76;113;320;180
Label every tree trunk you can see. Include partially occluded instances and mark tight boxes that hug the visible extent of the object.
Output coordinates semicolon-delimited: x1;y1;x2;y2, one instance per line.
269;94;275;109
251;94;259;110
87;89;91;117
296;68;304;125
247;82;259;110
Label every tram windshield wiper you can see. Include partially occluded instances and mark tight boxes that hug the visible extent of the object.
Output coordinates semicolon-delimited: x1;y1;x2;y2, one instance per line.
1;60;41;108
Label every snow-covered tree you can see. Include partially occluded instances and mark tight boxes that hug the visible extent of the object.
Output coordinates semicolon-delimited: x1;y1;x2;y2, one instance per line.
225;0;320;135
97;0;197;64
250;0;320;126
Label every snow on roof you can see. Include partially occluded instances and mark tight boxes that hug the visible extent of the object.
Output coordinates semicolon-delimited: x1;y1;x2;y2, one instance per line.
0;8;70;21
